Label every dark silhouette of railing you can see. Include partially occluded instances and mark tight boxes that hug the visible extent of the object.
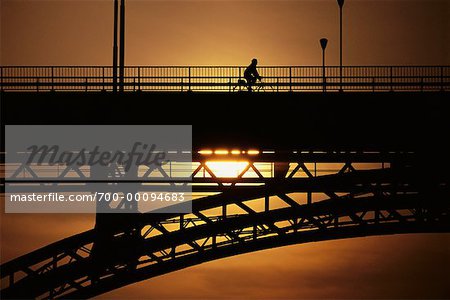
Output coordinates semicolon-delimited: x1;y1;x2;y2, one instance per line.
1;66;449;92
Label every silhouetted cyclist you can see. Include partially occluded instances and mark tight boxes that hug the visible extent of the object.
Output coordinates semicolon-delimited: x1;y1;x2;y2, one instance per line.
244;58;262;92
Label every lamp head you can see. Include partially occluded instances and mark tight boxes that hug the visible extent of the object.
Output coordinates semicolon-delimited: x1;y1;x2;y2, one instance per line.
320;38;328;50
337;0;345;8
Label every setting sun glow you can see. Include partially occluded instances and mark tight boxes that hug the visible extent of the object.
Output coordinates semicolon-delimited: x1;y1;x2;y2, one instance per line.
205;161;249;178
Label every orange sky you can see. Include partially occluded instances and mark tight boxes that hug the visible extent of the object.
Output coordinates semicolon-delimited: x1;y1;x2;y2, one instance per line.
1;0;449;66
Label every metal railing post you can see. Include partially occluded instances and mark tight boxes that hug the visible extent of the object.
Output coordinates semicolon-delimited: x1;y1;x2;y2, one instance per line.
289;67;292;92
238;67;242;91
102;67;105;91
188;67;191;92
51;67;54;91
390;66;393;92
440;66;444;92
322;66;326;93
138;67;141;91
36;78;39;92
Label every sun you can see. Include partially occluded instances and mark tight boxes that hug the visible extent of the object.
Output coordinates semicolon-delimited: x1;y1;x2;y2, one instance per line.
205;161;249;178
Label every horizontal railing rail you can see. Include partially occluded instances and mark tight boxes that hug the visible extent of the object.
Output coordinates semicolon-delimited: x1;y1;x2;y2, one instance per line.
0;66;449;92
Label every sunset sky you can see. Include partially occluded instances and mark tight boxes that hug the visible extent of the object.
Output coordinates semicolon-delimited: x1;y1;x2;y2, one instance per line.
1;0;449;66
1;0;450;299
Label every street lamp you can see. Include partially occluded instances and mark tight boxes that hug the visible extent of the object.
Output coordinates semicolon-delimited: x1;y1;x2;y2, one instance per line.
337;0;344;92
112;0;125;93
320;38;328;92
119;0;126;92
112;0;118;92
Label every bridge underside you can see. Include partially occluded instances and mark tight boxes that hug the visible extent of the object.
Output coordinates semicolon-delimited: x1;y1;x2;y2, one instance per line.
1;91;450;299
1;91;448;151
1;165;449;299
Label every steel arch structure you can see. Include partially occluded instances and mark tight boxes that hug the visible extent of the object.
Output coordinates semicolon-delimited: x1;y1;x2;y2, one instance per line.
1;157;450;299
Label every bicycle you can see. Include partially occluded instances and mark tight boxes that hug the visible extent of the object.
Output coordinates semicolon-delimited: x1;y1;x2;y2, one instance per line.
254;79;275;92
232;77;275;92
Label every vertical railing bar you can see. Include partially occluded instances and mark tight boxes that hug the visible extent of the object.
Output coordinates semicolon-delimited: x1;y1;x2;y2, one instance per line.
289;67;292;92
239;67;242;92
138;66;141;91
102;67;105;91
390;66;393;92
51;67;54;91
188;67;191;92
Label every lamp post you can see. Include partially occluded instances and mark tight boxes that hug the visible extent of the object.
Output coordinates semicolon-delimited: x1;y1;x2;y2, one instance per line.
112;0;118;92
337;0;344;92
320;38;328;92
119;0;125;92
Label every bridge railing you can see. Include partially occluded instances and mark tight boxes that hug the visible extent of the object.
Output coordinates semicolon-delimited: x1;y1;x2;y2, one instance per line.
0;66;449;92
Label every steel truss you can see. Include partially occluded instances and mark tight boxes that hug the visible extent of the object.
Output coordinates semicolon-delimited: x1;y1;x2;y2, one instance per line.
1;151;449;299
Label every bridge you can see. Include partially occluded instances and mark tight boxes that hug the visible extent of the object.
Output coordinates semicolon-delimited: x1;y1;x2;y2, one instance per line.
1;65;450;299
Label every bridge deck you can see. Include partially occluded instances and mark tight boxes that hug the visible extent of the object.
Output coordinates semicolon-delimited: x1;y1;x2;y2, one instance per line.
1;91;448;152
